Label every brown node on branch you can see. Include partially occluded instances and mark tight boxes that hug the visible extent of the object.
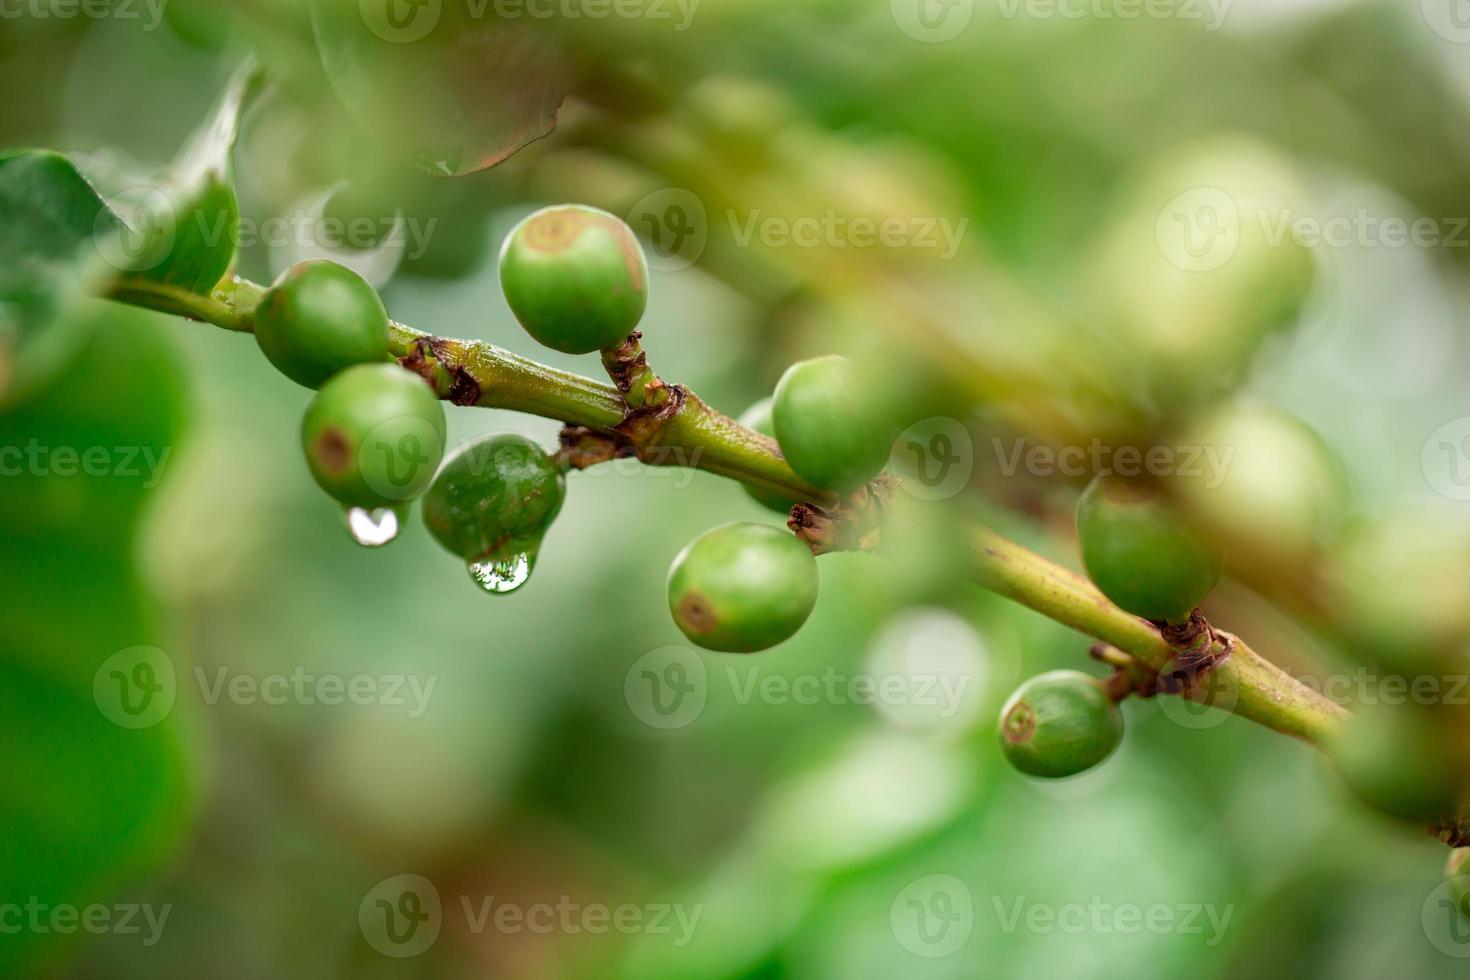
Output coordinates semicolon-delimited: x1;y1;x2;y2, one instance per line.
789;474;898;556
556;425;632;471
1154;609;1235;698
601;331;647;393
1431;803;1470;848
1090;642;1161;702
397;335;480;402
616;384;687;459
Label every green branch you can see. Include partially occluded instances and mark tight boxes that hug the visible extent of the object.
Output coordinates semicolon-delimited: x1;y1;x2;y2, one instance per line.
107;273;1347;748
970;526;1347;746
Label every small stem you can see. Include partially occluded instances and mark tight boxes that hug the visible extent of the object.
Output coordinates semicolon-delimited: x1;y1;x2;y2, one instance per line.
969;526;1348;746
600;331;669;410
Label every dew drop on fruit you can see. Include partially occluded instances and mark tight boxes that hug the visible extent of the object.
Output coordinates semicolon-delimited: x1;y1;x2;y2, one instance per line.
344;506;400;548
467;552;533;595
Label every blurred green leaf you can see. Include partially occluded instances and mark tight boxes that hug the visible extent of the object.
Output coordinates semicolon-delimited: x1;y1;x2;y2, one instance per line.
0;308;195;977
0;150;117;409
309;0;575;176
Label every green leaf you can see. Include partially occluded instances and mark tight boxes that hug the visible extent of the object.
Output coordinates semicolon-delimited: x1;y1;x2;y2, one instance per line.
106;60;259;296
0;308;195;977
309;0;575;176
0;150;119;409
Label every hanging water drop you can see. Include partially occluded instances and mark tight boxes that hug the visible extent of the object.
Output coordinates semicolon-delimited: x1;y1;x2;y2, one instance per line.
344;506;401;548
467;552;533;595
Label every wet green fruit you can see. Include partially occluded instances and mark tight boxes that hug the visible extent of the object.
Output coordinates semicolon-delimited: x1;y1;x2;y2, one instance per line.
1328;702;1459;824
667;523;819;653
1077;476;1222;624
301;364;446;509
999;670;1124;779
255;260;389;388
739;398;799;515
772;356;892;492
499;204;649;354
422;433;566;594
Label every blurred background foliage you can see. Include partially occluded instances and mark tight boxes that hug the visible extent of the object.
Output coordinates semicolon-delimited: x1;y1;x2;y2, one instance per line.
4;0;1470;977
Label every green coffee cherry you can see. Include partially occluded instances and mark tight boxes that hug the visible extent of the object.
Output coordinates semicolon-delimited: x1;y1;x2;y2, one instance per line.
999;670;1124;779
1447;850;1470;921
739;398;799;515
255;260;389;389
421;433;566;594
1077;476;1222;624
499;204;649;355
667;523;819;653
1172;405;1346;565
1086;138;1315;412
300;364;446;509
1326;516;1470;669
1328;702;1459;824
772;356;892;492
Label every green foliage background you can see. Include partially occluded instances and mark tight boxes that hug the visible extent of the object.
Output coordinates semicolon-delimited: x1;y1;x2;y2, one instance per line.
4;1;1470;977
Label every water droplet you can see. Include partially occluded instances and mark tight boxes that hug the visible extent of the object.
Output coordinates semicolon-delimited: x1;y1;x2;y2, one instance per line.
344;506;400;548
467;552;533;595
